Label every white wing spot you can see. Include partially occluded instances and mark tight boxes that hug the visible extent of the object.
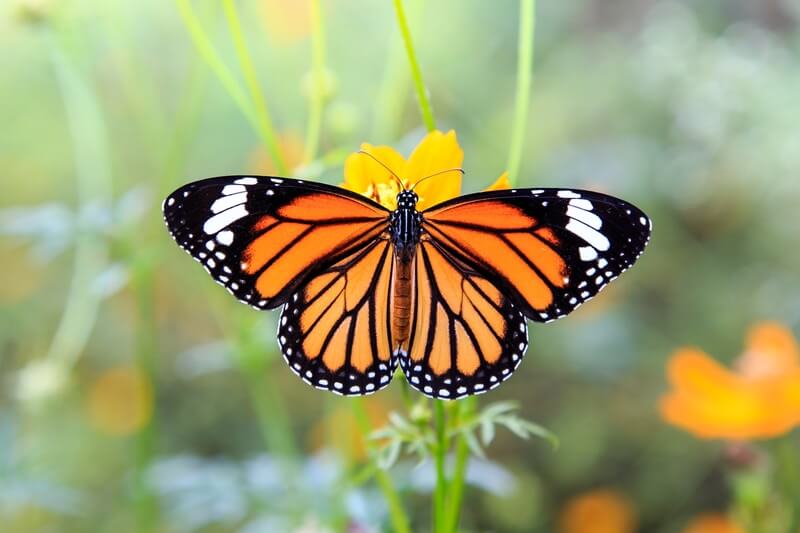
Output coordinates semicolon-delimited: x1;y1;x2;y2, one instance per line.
203;204;248;234
557;190;581;199
211;192;247;214
565;219;610;251
235;177;258;185
579;246;598;261
217;230;234;245
222;184;246;195
569;198;593;210
567;206;602;230
270;178;284;184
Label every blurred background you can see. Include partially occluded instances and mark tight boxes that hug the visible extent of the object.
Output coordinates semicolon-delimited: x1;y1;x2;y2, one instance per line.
2;0;800;531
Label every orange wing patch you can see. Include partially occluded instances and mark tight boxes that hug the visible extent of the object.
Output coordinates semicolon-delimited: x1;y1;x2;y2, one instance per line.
427;200;534;229
278;240;397;396
424;200;573;314
278;193;387;220
401;240;529;399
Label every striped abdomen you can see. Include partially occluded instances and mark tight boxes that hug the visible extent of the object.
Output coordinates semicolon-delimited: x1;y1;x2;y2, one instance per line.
391;256;414;351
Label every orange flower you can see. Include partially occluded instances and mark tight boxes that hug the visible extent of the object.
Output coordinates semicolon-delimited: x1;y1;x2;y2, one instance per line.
681;512;743;533
249;131;305;175
559;488;637;533
341;130;507;210
258;0;310;44
660;322;800;439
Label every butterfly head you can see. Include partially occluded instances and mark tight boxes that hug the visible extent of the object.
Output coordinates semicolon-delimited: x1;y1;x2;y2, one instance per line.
396;190;419;210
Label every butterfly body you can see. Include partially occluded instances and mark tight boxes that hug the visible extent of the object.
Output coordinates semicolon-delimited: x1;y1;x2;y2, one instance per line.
390;190;423;263
164;175;651;399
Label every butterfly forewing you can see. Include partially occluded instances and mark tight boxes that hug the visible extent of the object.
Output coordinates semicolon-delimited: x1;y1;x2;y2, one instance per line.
163;176;390;310
422;188;651;323
278;239;398;395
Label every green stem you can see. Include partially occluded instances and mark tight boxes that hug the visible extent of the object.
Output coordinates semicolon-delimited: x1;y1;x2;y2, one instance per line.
506;0;536;186
175;0;287;173
392;0;436;132
222;0;288;174
234;315;296;457
304;0;326;164
433;400;448;533
443;397;476;532
131;265;158;533
777;436;800;531
174;0;255;121
44;37;112;371
351;398;412;533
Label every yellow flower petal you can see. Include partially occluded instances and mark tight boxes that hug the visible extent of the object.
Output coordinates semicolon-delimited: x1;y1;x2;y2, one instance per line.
342;143;406;209
484;171;511;191
404;130;463;210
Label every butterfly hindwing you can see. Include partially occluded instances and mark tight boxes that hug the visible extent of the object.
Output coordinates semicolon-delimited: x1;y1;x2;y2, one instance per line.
163;176;390;310
278;239;397;395
401;239;528;399
422;188;651;323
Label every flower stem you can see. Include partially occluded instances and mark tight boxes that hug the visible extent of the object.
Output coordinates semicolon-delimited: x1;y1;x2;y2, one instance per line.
175;0;288;173
506;0;536;186
175;0;254;121
222;0;288;174
351;398;412;533
432;400;448;532
304;0;326;164
777;436;800;531
392;0;436;132
443;397;476;532
45;41;112;371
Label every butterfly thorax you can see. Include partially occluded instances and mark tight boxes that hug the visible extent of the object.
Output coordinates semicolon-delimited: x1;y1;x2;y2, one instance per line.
390;190;423;264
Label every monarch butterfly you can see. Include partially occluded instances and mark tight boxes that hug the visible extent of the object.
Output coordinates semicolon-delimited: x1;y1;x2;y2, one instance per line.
163;168;650;399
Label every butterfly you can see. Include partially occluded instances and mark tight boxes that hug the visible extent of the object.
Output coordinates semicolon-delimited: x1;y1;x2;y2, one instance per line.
163;172;651;399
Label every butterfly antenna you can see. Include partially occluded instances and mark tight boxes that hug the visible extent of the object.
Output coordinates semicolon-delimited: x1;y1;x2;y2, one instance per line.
410;168;465;191
357;150;405;190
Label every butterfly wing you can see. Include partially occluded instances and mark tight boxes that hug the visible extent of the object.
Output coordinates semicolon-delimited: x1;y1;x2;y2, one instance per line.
278;239;397;395
422;188;651;322
401;238;528;399
163;176;390;309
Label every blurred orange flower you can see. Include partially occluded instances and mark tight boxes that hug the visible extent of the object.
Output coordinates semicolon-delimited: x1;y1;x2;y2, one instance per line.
682;512;743;533
559;488;637;533
341;129;507;210
660;322;800;439
258;0;310;44
249;131;305;175
87;366;153;436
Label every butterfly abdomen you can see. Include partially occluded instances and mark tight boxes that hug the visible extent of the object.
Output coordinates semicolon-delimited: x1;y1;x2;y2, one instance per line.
392;257;413;352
